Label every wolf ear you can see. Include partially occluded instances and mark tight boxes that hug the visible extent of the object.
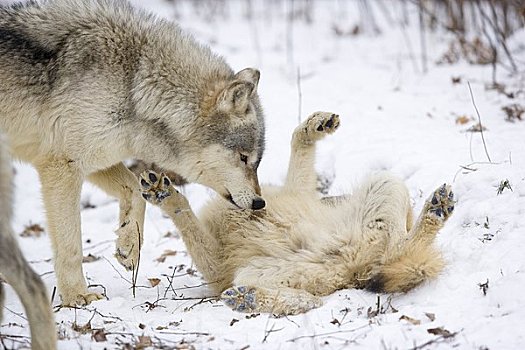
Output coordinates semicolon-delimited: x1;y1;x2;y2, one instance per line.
234;68;260;93
218;81;254;113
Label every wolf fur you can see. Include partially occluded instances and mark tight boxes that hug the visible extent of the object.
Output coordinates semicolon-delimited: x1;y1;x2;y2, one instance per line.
0;0;265;306
0;133;57;350
140;112;455;315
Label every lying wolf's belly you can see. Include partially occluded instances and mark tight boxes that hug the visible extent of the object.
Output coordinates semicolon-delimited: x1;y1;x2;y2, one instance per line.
217;191;350;261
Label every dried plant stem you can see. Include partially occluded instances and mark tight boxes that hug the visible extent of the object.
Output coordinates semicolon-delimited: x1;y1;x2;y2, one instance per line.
467;82;492;163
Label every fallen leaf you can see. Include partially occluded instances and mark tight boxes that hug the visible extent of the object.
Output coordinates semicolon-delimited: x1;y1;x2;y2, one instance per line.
148;278;161;287
399;315;421;325
455;115;471;125
427;327;454;338
466;122;487;132
155;250;177;263
138;323;146;330
82;254;100;263
136;335;152;349
230;318;239;326
92;329;107;342
425;312;436;322
330;318;341;326
72;321;92;334
20;223;45;238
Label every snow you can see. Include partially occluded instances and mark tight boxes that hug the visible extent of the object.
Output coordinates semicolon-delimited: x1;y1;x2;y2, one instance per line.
2;1;525;349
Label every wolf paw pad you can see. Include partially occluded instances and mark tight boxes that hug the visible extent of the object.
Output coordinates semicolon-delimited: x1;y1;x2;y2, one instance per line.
427;184;455;220
307;112;340;135
139;171;174;205
296;112;340;143
221;286;258;312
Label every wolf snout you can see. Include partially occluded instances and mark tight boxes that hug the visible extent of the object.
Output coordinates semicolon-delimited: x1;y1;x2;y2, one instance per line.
227;189;266;210
251;197;266;210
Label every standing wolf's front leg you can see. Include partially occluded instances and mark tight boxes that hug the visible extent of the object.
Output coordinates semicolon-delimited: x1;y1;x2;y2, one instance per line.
37;158;102;305
37;159;103;306
88;163;145;271
285;111;340;192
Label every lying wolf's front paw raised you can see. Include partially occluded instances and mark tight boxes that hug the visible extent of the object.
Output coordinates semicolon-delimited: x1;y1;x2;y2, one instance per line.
427;184;455;221
296;111;340;144
139;171;174;206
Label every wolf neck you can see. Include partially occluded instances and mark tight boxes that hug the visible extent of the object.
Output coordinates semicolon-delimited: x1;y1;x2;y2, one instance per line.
129;22;233;168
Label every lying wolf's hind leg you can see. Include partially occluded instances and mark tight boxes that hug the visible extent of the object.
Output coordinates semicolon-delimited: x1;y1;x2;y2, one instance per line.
409;184;455;244
88;163;146;272
366;184;455;293
285;112;340;192
221;285;322;315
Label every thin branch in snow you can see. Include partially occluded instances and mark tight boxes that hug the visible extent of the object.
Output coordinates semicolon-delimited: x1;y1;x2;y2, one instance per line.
131;222;142;298
287;324;370;342
296;66;302;124
102;257;131;285
467;82;492;163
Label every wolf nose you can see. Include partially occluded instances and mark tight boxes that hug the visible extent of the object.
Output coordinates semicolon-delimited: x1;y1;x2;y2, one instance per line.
251;198;266;210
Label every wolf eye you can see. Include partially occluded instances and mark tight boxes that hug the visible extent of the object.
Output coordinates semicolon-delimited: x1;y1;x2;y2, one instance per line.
240;154;248;164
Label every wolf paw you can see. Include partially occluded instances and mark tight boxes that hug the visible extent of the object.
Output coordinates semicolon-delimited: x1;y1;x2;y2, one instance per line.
427;184;455;221
221;286;258;313
114;226;141;271
300;112;340;142
61;291;104;307
139;171;174;206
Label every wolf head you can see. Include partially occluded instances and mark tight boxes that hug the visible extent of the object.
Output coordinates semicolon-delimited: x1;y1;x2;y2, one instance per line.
186;68;266;210
136;67;266;210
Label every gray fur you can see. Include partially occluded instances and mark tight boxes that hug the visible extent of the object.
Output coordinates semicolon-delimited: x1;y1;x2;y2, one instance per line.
0;0;265;306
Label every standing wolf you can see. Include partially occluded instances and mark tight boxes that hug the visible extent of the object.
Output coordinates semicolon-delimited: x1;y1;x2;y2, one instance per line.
141;112;455;315
0;0;265;306
0;134;56;350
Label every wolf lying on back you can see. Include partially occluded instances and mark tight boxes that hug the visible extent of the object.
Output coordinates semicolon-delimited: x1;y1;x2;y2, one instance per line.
140;112;455;315
140;112;454;314
0;0;265;306
0;134;56;350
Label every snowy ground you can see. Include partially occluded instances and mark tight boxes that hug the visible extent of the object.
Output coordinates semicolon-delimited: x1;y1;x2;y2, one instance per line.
2;1;525;349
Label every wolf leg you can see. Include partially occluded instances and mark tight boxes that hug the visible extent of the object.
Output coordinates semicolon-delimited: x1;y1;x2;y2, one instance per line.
138;171;221;283
285;112;339;192
37;159;102;306
222;256;343;315
407;184;455;244
365;184;454;293
88;163;146;271
0;228;57;349
221;285;322;315
346;173;413;266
